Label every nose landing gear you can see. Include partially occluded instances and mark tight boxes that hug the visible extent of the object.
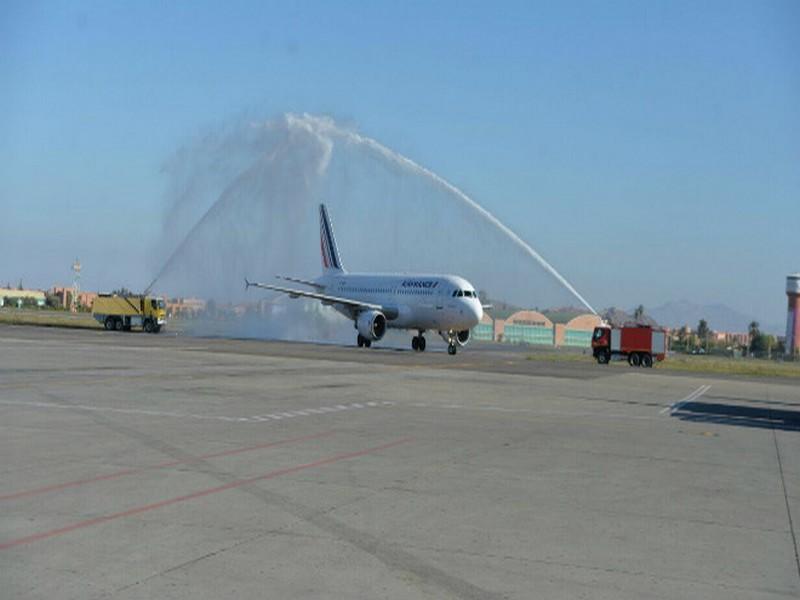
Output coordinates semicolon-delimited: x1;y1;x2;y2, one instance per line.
357;334;372;348
437;330;459;356
411;332;426;352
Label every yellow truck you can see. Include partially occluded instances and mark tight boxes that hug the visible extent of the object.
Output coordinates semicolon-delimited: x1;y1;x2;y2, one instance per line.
92;295;166;333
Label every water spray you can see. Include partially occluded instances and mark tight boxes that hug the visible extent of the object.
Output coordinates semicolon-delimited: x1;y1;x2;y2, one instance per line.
148;113;597;317
294;114;597;315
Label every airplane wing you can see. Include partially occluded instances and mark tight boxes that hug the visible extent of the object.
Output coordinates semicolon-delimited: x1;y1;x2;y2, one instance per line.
276;275;325;290
245;279;383;312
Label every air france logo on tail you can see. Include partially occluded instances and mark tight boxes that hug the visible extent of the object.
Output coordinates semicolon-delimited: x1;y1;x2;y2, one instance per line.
320;204;344;272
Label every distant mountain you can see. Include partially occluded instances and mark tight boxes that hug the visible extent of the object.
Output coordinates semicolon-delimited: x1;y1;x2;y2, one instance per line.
645;300;777;334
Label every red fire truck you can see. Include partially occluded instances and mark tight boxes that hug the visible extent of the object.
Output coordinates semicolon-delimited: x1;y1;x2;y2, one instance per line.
591;324;667;367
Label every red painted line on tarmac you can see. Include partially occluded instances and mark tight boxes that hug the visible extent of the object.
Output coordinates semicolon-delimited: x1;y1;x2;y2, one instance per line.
0;431;336;502
0;437;411;551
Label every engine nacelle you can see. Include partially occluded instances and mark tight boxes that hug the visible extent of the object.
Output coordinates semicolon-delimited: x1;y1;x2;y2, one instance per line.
439;329;472;346
356;310;386;341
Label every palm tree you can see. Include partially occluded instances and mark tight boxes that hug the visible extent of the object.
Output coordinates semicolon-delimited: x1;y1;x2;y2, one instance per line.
748;321;760;354
697;319;709;351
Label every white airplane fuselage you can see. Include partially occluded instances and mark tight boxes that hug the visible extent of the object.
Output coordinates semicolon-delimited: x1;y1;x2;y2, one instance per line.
317;272;483;333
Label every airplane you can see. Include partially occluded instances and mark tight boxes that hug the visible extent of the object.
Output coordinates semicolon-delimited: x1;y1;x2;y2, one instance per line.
245;204;489;355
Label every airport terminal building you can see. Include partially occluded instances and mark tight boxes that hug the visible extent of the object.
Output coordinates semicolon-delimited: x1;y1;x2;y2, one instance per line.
473;310;602;348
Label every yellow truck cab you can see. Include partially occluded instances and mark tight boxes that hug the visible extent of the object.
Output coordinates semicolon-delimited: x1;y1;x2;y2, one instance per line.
92;295;166;333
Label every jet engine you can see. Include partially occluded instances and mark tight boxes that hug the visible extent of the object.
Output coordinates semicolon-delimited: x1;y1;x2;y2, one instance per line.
439;329;472;347
356;310;387;341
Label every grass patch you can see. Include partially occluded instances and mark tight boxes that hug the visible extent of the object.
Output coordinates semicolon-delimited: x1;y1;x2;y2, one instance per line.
525;348;800;378
655;354;800;379
0;309;101;330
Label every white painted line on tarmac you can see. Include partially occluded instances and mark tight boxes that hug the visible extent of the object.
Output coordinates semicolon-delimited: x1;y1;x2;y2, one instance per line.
659;385;711;415
0;399;394;424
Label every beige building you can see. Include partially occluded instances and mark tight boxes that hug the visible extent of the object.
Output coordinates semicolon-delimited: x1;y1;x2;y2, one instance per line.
473;310;601;348
166;297;207;318
0;288;46;308
50;286;98;310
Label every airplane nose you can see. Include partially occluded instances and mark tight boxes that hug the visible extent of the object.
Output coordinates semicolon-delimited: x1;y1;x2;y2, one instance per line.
468;300;482;326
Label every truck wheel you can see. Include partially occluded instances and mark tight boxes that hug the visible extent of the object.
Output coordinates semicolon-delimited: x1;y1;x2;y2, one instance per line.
114;318;124;331
628;353;641;367
641;353;653;368
596;350;610;364
104;317;114;331
144;320;154;333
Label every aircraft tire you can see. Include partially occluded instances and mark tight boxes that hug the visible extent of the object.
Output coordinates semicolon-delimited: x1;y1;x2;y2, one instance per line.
447;343;457;356
418;336;426;352
357;335;364;348
364;339;372;348
411;336;419;351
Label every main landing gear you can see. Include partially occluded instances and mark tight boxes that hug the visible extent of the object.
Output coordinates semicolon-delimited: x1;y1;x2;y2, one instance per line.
411;332;426;352
356;334;372;348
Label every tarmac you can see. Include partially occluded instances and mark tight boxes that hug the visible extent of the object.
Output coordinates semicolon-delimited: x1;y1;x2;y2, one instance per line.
1;324;798;599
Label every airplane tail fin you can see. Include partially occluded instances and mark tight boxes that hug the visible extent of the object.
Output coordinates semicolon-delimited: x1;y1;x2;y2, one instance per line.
319;204;345;274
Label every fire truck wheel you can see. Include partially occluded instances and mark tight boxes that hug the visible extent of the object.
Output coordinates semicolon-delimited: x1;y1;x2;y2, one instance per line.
144;320;154;333
596;350;610;364
114;318;124;331
104;317;114;330
628;353;641;367
641;353;653;368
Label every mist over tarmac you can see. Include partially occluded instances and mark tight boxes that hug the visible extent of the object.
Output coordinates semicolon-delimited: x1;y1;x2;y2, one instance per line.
151;113;593;341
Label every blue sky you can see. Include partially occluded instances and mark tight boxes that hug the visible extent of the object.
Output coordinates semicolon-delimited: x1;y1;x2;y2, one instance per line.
1;1;798;327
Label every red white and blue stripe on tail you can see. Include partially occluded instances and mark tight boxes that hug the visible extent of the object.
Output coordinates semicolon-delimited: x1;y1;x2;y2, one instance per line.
319;204;344;272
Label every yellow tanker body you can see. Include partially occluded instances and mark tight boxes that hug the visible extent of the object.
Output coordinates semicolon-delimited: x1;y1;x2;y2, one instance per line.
92;295;166;333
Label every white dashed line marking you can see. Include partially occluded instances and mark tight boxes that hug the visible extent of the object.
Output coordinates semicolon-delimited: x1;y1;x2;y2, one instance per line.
0;399;394;424
659;385;711;415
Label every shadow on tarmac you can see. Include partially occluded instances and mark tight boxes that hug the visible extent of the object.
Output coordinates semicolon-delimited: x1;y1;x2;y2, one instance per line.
673;402;800;432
